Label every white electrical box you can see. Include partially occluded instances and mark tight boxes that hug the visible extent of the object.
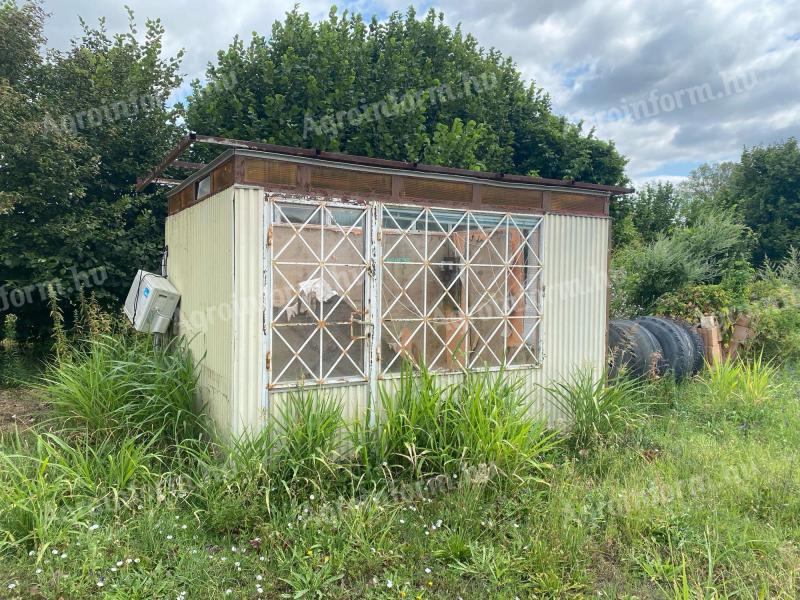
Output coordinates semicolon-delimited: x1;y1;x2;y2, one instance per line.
123;270;180;334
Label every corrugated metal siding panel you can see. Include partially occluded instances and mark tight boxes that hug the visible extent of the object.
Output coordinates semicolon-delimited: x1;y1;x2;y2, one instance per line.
232;187;266;436
522;214;610;425
165;188;234;434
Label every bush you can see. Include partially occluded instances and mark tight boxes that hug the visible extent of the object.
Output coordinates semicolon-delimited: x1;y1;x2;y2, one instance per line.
545;370;648;450
612;212;752;315
653;284;735;323
38;334;204;447
743;278;800;363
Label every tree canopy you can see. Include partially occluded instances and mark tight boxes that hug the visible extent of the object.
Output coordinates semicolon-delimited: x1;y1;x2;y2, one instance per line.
185;7;629;185
0;1;182;336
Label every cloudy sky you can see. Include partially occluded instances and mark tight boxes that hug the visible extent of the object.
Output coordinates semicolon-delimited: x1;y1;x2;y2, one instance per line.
42;0;799;185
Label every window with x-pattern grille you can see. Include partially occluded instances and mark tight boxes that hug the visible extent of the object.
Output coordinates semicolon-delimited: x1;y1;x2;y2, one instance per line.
267;199;543;386
270;201;369;385
379;206;542;374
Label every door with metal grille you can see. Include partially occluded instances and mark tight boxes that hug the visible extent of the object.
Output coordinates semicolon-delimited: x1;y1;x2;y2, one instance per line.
266;198;373;387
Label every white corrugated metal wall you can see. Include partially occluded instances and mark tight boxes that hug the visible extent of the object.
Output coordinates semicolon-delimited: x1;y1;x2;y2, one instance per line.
264;210;610;429
165;188;235;434
231;187;266;437
166;189;609;433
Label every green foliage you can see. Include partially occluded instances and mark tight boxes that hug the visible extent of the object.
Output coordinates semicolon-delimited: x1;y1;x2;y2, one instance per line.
727;138;800;264
700;357;779;425
654;284;736;323
0;430;161;552
612;181;685;247
273;389;347;491
38;335;203;447
0;0;44;86
353;364;560;482
744;276;800;363
421;118;501;171
545;370;648;449
612;211;752;315
0;1;183;338
185;6;628;185
678;161;737;225
2;358;800;596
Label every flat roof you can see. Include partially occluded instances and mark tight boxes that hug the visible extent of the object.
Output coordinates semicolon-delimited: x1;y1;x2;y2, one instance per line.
139;134;635;197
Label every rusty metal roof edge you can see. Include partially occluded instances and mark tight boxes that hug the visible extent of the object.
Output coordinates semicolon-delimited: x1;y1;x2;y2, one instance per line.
166;148;235;198
161;134;635;198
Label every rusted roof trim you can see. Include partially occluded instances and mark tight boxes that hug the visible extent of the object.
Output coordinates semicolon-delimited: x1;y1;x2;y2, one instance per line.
139;133;635;197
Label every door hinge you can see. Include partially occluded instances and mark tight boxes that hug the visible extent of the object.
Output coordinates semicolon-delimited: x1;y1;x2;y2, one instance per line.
267;224;273;247
265;351;271;370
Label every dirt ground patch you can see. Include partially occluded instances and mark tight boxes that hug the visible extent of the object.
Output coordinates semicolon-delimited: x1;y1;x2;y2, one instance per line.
0;387;49;433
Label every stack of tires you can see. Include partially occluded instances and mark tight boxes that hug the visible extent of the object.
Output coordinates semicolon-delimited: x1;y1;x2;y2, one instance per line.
608;316;705;381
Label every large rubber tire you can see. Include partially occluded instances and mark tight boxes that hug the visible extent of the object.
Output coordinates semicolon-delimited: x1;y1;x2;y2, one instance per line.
608;319;665;379
667;317;705;375
635;317;694;381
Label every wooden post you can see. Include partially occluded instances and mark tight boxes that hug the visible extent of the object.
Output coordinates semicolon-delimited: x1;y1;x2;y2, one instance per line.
699;315;723;364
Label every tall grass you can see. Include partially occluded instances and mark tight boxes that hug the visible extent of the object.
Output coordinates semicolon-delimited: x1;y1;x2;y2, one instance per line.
353;364;559;481
0;429;162;552
701;356;779;423
545;369;648;449
38;334;204;446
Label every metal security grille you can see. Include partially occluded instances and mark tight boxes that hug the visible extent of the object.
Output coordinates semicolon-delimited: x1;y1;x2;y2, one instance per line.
266;198;542;387
269;200;370;386
380;205;542;374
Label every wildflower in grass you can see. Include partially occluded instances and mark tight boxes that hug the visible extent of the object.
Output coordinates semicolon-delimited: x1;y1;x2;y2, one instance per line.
424;568;431;574
8;583;17;590
257;586;264;594
167;534;174;540
387;579;393;588
116;561;124;567
256;575;263;581
97;581;105;588
225;590;232;595
89;524;99;531
35;569;42;574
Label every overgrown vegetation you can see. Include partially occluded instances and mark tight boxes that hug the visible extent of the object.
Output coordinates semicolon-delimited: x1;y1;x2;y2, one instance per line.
2;310;799;597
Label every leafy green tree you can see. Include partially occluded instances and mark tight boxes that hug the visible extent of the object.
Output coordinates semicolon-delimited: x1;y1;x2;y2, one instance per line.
0;1;183;337
679;161;736;225
610;181;685;247
726;138;800;264
186;6;628;185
